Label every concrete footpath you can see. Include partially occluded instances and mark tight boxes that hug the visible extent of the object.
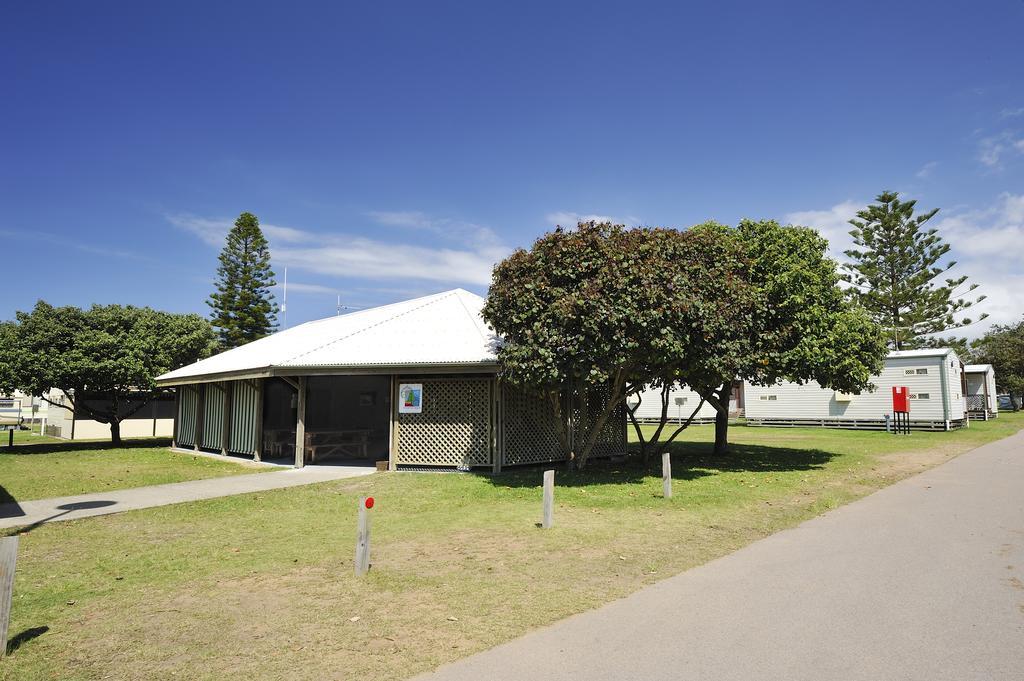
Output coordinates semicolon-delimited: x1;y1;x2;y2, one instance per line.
0;464;374;530
419;429;1024;681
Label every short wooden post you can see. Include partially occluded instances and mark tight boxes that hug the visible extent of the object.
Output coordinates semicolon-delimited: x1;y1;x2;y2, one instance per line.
0;536;17;658
542;469;555;529
355;497;373;576
662;452;672;499
294;376;307;468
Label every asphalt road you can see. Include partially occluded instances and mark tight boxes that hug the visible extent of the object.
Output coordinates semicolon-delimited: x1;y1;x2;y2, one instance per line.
418;428;1024;681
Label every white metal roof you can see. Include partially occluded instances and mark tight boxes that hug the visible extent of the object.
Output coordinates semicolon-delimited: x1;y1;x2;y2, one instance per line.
156;289;498;385
964;364;994;374
887;348;956;360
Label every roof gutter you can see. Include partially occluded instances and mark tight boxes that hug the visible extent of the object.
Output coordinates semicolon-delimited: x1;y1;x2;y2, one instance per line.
155;362;500;387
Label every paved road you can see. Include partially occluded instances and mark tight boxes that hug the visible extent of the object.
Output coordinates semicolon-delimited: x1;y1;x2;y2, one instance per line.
0;463;374;530
419;429;1024;681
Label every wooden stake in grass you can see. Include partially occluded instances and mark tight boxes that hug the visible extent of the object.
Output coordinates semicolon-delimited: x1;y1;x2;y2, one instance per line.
354;496;374;576
542;469;554;529
0;536;17;658
662;452;672;499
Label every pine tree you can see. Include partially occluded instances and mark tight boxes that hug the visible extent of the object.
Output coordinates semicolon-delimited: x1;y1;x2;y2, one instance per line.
207;212;278;349
841;191;986;350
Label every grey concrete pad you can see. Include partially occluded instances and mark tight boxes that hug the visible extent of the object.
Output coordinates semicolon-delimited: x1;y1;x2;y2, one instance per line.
0;463;374;529
419;429;1024;681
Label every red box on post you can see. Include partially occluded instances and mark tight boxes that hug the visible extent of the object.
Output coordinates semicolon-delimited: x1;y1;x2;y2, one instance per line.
892;386;910;413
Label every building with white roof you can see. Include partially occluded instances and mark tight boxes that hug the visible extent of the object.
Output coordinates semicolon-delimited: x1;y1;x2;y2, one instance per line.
963;364;998;420
156;289;624;470
743;348;968;431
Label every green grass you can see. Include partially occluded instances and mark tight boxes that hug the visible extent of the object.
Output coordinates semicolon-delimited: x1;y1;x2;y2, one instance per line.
2;428;61;446
2;413;1021;680
0;440;271;503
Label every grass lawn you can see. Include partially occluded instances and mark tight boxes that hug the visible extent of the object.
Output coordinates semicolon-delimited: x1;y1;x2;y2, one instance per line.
0;439;271;503
2;428;61;446
3;414;1022;680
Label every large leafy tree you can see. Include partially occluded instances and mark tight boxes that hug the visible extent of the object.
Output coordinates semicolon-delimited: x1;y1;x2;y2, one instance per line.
483;222;754;469
971;318;1024;404
208;211;278;349
842;191;986;349
0;302;215;445
684;219;888;455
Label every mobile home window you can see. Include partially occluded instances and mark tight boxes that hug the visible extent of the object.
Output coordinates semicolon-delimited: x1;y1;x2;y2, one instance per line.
905;368;928;375
910;393;930;400
759;395;778;401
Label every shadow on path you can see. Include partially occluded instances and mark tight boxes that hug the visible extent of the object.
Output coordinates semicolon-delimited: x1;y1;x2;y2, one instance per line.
3;500;117;536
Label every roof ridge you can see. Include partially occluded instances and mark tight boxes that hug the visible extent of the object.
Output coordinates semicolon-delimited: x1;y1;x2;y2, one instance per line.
281;290;458;366
453;289;491;344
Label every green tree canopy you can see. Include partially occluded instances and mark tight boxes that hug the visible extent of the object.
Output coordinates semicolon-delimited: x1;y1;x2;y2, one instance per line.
0;301;215;445
208;211;278;349
483;221;754;469
971;318;1024;400
841;191;986;349
681;219;888;455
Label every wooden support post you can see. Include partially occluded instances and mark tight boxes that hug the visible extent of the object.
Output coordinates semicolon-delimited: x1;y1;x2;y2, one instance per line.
194;385;205;452
354;497;372;576
294;376;307;468
388;375;398;471
171;387;180;449
253;379;264;462
221;383;233;456
542;469;555;529
662;452;672;499
0;536;17;658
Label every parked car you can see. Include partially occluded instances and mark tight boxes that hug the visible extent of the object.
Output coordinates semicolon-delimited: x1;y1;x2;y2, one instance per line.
996;394;1020;411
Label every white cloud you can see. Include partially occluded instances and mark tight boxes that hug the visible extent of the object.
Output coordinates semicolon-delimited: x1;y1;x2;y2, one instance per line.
783;200;864;257
999;107;1024;119
977;131;1024;169
166;214;313;247
366;210;503;249
271;281;337;295
544;211;641;228
172;213;508;288
916;161;939;179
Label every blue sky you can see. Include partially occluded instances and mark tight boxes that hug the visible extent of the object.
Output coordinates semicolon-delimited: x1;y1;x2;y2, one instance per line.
3;1;1023;335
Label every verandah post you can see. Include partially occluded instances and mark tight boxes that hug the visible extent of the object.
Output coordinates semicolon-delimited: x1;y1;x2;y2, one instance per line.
294;376;307;468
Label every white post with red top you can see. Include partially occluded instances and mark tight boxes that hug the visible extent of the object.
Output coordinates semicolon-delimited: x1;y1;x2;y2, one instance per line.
355;496;374;576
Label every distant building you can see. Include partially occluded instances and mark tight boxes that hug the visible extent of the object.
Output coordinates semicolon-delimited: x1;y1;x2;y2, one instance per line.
964;364;998;420
743;349;967;431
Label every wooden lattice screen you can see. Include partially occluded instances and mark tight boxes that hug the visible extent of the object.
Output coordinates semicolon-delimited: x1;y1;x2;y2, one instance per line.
201;383;226;450
501;384;564;465
229;380;260;455
176;385;199;447
396;378;492;468
573;386;626;460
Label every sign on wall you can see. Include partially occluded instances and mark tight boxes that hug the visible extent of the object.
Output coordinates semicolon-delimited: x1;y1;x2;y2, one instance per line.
398;383;423;414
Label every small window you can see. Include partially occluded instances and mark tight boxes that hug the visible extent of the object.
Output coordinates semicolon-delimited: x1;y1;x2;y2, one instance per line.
760;395;768;400
910;393;930;400
916;368;928;375
767;395;778;401
904;369;915;375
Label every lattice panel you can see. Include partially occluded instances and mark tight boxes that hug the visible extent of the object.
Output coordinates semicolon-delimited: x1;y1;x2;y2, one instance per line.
201;383;226;450
397;378;492;467
502;384;565;465
573;386;626;460
176;385;198;447
229;380;259;455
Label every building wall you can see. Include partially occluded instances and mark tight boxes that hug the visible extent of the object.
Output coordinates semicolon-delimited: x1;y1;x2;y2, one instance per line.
46;391;173;440
744;353;964;426
630;384;718;422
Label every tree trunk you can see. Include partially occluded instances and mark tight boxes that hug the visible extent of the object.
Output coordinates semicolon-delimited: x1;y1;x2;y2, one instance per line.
712;383;731;456
110;419;122;447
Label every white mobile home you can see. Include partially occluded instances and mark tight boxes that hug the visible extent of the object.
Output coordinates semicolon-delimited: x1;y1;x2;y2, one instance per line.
744;349;966;431
629;382;743;424
964;364;998;420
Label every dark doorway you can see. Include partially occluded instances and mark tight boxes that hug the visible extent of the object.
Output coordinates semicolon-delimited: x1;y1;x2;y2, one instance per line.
306;376;391;463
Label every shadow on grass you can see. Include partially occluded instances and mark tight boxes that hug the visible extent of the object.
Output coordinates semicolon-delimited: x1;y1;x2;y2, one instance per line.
3;437;171;456
487;441;836;489
6;626;49;655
